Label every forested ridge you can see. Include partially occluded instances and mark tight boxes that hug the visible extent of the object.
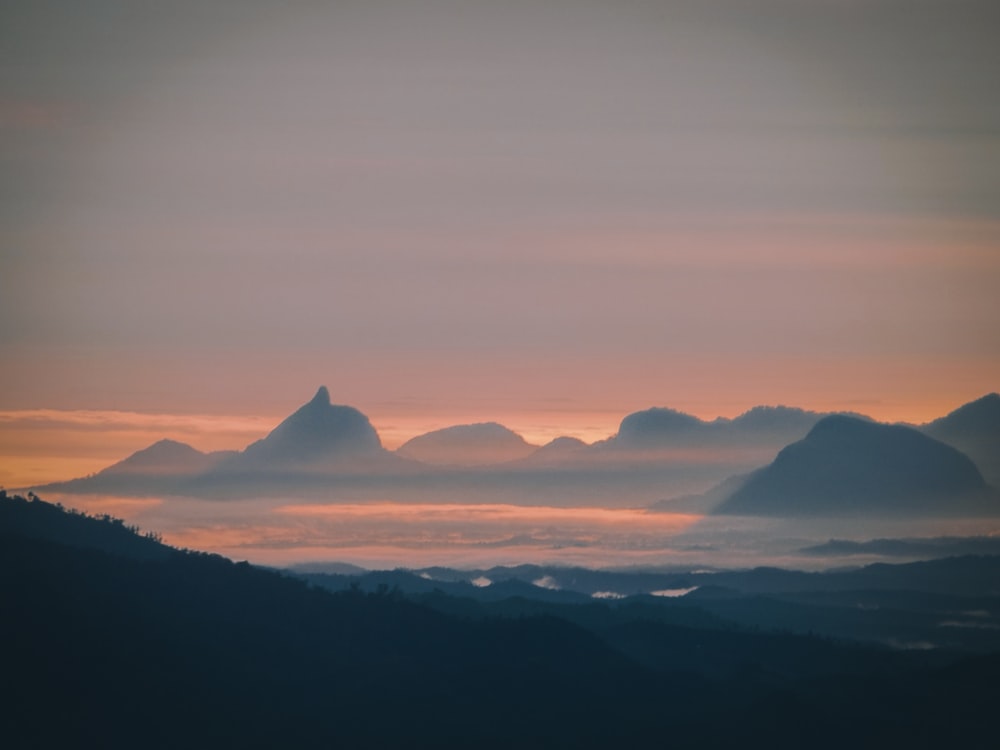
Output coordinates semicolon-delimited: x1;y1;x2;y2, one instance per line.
2;492;998;748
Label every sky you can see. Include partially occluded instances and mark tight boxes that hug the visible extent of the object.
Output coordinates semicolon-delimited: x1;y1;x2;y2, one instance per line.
2;0;999;487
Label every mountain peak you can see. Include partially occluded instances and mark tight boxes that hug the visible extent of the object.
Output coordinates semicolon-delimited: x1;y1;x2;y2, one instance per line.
805;413;870;439
922;392;1000;486
927;392;1000;431
396;422;536;466
610;407;704;449
239;388;384;465
97;438;212;477
310;386;331;407
716;416;992;516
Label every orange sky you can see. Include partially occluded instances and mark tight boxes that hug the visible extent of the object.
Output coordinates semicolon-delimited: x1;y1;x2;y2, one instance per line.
2;1;998;492
2;367;996;489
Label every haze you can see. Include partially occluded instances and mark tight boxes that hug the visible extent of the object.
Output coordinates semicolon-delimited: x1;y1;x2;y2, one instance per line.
2;1;999;567
3;0;998;421
5;7;1000;741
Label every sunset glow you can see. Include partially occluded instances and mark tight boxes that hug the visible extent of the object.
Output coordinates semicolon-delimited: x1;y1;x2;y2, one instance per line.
5;4;999;744
2;0;998;570
3;384;995;490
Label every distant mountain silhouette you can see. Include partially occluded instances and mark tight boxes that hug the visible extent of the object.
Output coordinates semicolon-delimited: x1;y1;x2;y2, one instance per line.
538;435;589;453
237;386;384;465
715;415;996;516
396;422;537;466
36;387;413;496
302;557;1000;652
34;390;995;509
729;405;846;434
695;554;1000;598
198;387;420;488
922;393;1000;487
612;407;703;448
42;438;235;495
799;536;1000;558
596;405;848;453
516;436;591;466
97;438;231;476
648;472;752;514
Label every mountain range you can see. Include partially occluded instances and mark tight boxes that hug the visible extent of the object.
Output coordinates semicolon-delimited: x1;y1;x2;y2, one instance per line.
33;387;836;496
34;388;1000;518
216;385;413;476
596;404;840;451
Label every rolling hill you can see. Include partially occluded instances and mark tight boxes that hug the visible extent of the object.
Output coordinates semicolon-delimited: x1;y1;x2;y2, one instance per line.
715;415;996;516
922;393;1000;487
396;422;538;466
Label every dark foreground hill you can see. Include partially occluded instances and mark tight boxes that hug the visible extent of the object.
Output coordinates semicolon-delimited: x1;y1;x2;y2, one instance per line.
0;493;669;748
3;492;1000;749
299;555;1000;654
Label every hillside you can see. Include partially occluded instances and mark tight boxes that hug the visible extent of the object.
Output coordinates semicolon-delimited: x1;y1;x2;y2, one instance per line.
715;416;995;516
923;393;1000;487
3;492;1000;747
396;422;537;466
38;387;415;497
235;385;387;466
598;404;836;452
0;492;665;747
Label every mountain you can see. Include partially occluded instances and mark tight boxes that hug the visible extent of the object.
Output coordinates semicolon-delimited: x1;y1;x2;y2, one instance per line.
198;387;419;488
97;438;230;476
36;387;410;496
582;405;839;484
39;438;235;495
799;536;1000;559
715;415;996;516
35;390;994;508
536;435;588;454
728;405;840;435
922;393;1000;487
611;407;703;448
396;422;537;466
648;471;752;514
517;436;590;466
237;386;384;466
597;405;838;452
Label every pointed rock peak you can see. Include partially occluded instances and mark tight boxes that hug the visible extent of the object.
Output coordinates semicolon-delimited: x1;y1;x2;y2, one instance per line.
310;386;331;407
